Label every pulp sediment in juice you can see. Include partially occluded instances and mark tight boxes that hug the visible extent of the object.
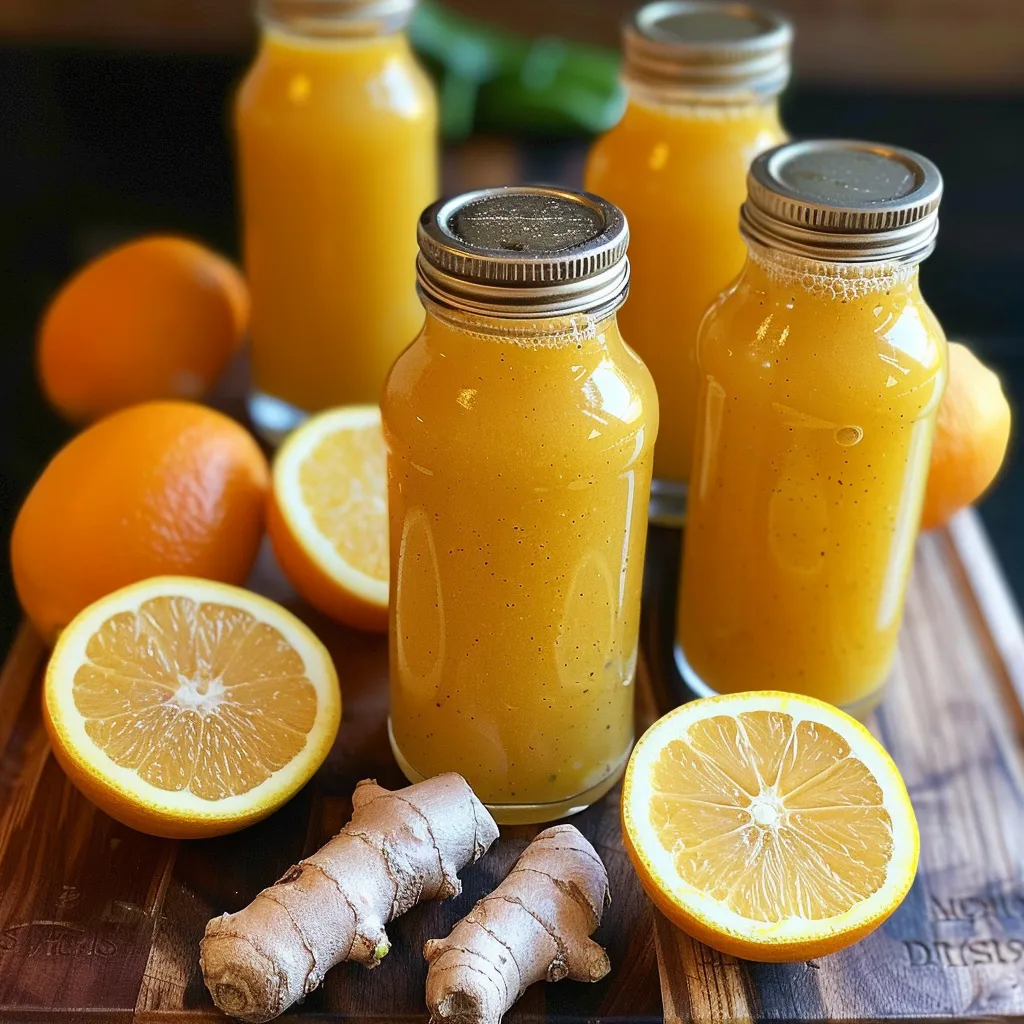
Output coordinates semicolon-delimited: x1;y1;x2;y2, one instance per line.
676;139;947;714
386;310;656;810
384;188;657;822
678;251;946;710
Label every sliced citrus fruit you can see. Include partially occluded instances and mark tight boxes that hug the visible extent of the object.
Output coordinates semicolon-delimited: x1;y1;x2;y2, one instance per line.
44;576;340;838
268;406;388;632
622;691;919;962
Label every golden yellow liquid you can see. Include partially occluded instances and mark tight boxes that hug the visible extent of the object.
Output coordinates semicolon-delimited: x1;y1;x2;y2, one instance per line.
382;307;658;817
677;250;947;711
585;96;785;483
236;28;437;414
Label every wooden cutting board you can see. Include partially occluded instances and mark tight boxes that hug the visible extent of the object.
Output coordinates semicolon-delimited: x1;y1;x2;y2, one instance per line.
0;509;1021;1022
645;512;1024;1024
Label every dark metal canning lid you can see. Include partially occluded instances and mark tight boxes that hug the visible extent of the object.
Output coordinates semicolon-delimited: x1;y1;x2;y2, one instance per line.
416;186;631;319
741;139;944;263
623;1;793;99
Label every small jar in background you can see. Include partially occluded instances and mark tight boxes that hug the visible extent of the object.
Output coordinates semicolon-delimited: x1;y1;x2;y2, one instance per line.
586;1;791;523
237;0;438;441
676;140;947;717
383;187;658;823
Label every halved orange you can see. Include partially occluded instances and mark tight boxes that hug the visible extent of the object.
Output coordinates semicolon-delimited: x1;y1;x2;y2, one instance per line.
44;576;341;838
267;406;388;632
622;691;919;962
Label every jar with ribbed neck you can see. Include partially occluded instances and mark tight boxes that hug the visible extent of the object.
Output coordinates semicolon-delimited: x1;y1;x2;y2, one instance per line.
676;140;948;718
238;0;437;441
585;1;791;522
383;187;658;823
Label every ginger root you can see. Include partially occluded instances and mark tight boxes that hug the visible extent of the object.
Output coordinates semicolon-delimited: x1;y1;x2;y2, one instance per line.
200;773;499;1023
424;824;611;1024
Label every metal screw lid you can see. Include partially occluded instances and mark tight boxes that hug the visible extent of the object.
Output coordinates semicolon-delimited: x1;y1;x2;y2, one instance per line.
623;2;793;100
417;186;631;319
261;0;417;34
741;139;943;263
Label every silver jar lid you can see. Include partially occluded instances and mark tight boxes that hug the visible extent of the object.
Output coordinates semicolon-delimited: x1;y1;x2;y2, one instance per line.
260;0;417;34
741;139;943;263
417;186;630;319
623;2;792;99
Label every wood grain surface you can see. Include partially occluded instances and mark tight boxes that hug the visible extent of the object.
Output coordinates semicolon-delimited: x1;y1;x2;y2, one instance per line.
0;534;664;1023
0;510;1022;1021
647;514;1024;1024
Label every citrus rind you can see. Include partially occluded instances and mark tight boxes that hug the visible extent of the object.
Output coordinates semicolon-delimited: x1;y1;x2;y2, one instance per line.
270;405;388;625
44;575;341;838
622;690;919;961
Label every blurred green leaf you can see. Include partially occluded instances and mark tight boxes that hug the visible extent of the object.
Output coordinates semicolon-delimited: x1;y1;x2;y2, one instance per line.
409;1;624;139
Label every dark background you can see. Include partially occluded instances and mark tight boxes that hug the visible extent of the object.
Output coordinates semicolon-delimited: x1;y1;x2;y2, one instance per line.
0;0;1022;654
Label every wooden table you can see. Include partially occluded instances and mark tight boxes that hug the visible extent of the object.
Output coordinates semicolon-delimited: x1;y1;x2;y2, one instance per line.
0;506;1022;1023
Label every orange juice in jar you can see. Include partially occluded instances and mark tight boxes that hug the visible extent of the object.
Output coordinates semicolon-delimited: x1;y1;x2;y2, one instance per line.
383;187;658;823
585;1;791;521
677;141;947;716
237;0;437;440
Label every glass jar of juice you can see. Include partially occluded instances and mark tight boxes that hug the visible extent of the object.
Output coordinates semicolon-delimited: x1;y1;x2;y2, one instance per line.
585;1;791;522
383;186;658;823
676;140;947;716
237;0;438;440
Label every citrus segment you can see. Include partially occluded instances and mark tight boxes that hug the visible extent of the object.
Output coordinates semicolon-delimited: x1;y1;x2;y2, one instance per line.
623;692;918;961
268;406;388;631
45;577;340;838
299;420;388;582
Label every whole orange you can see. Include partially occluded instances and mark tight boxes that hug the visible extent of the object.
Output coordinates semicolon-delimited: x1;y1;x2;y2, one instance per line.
11;401;269;643
922;342;1012;531
38;235;249;422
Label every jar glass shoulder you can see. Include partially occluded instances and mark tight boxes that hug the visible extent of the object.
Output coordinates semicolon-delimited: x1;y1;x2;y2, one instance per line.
383;311;658;476
237;31;435;128
696;258;947;422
